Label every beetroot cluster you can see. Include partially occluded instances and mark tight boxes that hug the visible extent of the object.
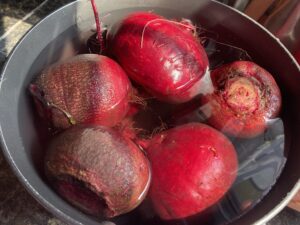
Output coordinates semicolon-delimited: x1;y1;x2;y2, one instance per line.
29;3;281;222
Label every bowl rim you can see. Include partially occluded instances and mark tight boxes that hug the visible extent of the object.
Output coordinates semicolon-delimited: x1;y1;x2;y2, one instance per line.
0;0;300;225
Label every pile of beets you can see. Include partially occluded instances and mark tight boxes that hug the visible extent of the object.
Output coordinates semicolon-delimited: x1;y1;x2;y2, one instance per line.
29;0;282;222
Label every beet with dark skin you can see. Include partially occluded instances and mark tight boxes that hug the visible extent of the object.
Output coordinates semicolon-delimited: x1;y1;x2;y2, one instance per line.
107;12;210;103
145;123;238;220
201;61;282;138
30;54;131;129
45;125;151;218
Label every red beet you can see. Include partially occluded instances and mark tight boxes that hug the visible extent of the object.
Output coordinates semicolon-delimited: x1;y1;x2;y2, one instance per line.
30;54;131;129
146;123;238;220
294;48;300;65
201;61;282;138
45;125;151;218
107;12;210;103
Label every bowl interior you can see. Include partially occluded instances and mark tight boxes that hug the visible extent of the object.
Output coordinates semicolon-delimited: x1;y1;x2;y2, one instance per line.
1;1;300;225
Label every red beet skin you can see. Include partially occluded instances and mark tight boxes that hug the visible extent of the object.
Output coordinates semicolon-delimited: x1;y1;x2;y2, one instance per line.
146;123;238;220
45;125;151;218
294;49;300;65
201;61;282;138
107;12;210;103
30;54;130;129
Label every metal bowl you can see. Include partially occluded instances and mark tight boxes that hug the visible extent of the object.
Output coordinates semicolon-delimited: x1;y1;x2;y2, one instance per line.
1;0;300;225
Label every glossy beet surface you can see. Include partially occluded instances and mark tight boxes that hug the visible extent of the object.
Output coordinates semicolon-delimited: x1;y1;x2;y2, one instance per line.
30;54;130;129
201;61;282;138
108;12;209;103
146;123;238;220
45;125;151;218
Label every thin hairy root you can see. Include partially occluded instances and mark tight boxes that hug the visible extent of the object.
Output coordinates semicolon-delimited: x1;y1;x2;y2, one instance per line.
150;117;168;138
29;84;76;126
129;94;148;109
141;18;197;48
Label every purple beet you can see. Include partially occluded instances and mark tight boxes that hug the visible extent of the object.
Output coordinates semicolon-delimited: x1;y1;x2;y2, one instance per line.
30;54;131;129
45;125;151;218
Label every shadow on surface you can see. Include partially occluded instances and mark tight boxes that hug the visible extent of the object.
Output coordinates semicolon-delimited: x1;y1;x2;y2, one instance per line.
0;0;75;68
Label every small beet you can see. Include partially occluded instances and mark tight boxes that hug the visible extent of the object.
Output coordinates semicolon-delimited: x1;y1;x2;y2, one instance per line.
30;54;131;129
201;61;282;138
45;125;151;218
146;123;238;220
107;12;210;103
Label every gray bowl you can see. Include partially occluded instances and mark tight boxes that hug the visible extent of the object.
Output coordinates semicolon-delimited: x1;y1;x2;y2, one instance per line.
1;0;300;225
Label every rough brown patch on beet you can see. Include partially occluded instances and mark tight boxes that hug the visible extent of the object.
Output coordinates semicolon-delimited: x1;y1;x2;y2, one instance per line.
45;125;151;218
56;177;109;216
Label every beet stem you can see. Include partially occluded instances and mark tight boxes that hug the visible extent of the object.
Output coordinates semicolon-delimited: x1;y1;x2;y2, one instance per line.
91;0;105;53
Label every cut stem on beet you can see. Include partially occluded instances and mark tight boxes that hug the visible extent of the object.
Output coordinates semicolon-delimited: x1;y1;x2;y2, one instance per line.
200;60;282;138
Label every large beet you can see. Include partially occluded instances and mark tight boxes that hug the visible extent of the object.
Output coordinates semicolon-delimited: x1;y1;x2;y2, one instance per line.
201;61;282;138
108;12;210;103
146;123;238;220
45;125;151;218
30;54;131;129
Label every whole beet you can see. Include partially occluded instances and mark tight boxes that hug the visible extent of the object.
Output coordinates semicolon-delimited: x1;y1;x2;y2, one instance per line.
108;12;210;103
30;54;131;129
146;123;238;220
45;125;151;218
201;61;282;138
